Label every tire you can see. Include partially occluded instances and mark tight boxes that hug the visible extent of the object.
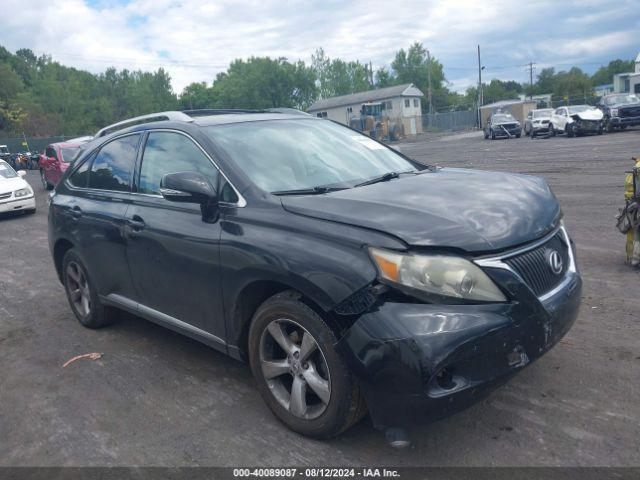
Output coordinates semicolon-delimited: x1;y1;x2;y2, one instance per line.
62;249;115;329
606;121;614;133
549;124;556;137
491;129;496;140
566;124;574;138
40;169;53;190
516;133;521;138
25;208;36;215
248;291;366;438
484;130;488;139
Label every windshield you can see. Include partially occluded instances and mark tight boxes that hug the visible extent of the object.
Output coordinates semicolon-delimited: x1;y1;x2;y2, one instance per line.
567;105;590;114
605;94;640;106
0;161;18;179
533;110;552;118
60;147;79;163
205;119;421;193
492;114;515;122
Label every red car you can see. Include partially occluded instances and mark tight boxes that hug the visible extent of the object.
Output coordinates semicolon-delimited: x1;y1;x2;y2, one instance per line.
39;142;84;190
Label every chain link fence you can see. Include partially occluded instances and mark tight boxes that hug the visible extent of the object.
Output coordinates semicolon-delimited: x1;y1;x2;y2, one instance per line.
0;136;82;154
422;110;477;132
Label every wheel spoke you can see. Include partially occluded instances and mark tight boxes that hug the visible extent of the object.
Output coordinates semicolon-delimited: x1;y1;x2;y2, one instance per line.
66;265;80;284
267;321;295;354
261;358;290;379
81;294;90;316
299;331;317;362
70;288;81;302
303;366;330;404
289;376;307;417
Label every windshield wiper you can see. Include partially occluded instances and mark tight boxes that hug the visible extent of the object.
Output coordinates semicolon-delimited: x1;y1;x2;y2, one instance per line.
354;171;400;188
271;186;346;196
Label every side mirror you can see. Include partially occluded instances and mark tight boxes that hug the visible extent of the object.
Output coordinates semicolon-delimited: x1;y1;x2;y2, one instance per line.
49;156;57;163
160;171;217;204
18;170;27;178
160;171;219;222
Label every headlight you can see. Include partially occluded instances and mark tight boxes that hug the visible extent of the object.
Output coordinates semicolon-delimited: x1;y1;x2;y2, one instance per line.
369;247;507;302
14;187;32;198
611;108;619;117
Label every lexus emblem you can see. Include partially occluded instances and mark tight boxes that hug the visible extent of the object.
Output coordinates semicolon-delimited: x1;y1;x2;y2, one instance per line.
546;249;563;275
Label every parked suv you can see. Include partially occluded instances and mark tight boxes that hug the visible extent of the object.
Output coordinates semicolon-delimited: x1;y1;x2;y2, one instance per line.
484;113;521;139
524;108;553;137
599;93;640;132
549;105;604;137
48;109;581;440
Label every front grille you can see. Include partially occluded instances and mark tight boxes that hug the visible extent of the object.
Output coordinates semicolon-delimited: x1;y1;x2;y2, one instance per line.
578;119;600;130
0;192;12;201
620;106;640;118
504;232;570;297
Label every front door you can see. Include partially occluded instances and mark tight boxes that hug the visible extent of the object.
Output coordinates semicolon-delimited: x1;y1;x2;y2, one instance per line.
125;130;225;339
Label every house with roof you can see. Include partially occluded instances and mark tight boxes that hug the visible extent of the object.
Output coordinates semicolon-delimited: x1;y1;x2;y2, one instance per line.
613;52;640;94
307;83;424;135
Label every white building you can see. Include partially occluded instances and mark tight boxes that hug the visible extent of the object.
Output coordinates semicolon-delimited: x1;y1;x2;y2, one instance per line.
307;83;424;135
613;52;640;94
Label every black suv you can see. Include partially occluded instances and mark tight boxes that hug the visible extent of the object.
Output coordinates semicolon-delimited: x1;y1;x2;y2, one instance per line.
49;109;581;440
599;93;640;132
484;112;522;139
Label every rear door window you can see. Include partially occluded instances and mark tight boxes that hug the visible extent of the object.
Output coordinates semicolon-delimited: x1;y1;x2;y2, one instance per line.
88;134;140;192
138;131;219;195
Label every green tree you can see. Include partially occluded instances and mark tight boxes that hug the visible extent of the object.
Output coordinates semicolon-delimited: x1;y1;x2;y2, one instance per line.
591;59;635;86
212;56;317;109
311;48;370;98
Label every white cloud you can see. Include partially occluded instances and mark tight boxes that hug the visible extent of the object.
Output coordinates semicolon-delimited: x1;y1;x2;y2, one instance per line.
1;0;637;93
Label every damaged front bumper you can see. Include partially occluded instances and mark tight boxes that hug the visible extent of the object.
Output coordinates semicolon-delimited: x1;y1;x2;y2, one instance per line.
336;263;581;429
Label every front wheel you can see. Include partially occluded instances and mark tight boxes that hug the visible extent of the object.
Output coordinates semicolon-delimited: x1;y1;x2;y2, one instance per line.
248;291;366;438
549;124;556;137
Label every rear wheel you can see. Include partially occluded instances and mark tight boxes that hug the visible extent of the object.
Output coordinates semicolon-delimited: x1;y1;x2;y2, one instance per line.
248;291;366;438
62;250;115;329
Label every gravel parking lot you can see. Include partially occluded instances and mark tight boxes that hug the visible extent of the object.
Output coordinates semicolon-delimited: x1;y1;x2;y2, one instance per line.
1;129;640;467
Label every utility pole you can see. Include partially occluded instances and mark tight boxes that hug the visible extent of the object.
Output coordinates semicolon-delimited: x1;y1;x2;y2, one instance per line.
426;49;433;115
528;61;536;99
477;45;483;128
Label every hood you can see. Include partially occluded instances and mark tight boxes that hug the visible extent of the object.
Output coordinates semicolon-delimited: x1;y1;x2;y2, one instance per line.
0;176;29;195
281;168;560;253
493;119;519;125
572;109;603;121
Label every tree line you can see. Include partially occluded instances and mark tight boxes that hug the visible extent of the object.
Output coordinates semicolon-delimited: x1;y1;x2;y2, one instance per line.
0;42;634;137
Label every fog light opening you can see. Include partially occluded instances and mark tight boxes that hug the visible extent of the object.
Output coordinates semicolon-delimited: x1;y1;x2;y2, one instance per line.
436;367;456;390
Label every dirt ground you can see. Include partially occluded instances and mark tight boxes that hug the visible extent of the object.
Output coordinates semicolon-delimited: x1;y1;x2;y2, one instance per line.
1;129;639;466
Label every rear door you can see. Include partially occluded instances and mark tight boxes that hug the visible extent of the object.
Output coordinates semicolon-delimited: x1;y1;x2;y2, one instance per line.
125;130;225;340
62;133;141;300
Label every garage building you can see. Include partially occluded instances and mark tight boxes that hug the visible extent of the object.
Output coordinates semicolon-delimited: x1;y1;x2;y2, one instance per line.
307;83;424;135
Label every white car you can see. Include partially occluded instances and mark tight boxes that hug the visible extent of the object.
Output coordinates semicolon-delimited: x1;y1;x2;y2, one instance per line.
0;160;36;214
549;105;604;137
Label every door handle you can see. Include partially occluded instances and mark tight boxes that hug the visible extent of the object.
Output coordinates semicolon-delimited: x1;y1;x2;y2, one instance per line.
126;215;146;232
70;206;82;219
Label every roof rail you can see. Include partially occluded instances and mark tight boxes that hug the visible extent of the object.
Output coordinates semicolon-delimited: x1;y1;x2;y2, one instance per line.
182;108;266;116
95;111;193;137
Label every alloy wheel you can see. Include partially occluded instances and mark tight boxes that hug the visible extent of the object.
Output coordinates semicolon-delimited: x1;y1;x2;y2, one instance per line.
66;261;91;317
259;318;331;420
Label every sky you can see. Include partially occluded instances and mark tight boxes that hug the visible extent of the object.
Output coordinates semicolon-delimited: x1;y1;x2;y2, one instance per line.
1;0;638;94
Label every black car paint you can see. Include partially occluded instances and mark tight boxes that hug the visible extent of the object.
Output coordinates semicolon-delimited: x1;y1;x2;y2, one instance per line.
49;114;581;430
